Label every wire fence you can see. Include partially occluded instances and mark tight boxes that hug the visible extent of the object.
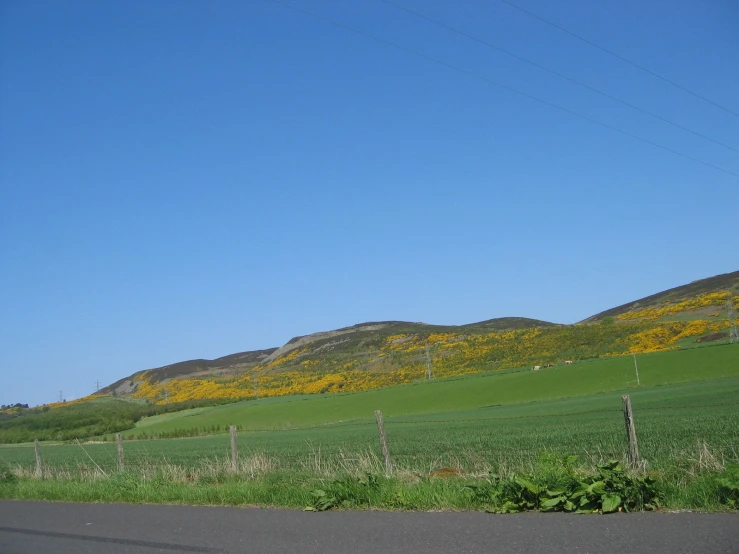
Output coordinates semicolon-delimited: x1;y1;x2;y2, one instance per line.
2;396;738;479
121;399;739;434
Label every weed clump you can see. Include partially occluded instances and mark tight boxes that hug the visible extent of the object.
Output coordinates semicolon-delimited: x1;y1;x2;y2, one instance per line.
0;459;18;484
464;458;660;514
305;473;384;511
716;464;739;509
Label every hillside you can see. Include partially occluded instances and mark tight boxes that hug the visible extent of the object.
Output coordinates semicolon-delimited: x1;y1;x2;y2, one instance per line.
102;317;558;396
102;348;278;395
68;271;739;406
125;344;739;438
2;271;737;443
582;270;739;323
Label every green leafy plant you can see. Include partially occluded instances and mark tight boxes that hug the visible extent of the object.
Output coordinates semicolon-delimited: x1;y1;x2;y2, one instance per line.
463;474;541;513
304;473;381;511
464;460;660;514
590;460;660;512
716;464;739;509
0;459;18;484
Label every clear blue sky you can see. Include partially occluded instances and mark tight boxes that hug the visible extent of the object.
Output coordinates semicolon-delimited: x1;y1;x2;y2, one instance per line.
1;0;737;406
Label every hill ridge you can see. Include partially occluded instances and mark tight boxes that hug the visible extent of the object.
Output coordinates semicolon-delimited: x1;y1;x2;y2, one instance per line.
99;271;737;401
581;270;739;323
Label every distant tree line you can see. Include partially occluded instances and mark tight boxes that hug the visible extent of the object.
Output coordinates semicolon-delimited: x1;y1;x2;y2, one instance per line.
0;397;239;444
1;403;30;410
126;424;244;441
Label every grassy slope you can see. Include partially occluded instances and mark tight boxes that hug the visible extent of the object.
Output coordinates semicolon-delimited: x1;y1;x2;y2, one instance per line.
0;396;243;444
128;344;739;435
2;375;737;504
583;270;739;322
3;373;737;470
107;318;557;391
3;346;737;511
82;272;735;406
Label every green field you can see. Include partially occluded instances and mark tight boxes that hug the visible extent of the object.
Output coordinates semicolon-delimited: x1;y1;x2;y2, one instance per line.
123;344;739;436
1;345;737;511
2;368;738;476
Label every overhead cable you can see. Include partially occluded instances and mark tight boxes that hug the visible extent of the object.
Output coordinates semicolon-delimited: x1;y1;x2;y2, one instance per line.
266;0;739;178
383;0;739;154
498;0;739;118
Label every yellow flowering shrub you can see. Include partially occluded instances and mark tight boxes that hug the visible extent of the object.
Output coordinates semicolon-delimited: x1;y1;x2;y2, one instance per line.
616;292;729;321
121;301;735;405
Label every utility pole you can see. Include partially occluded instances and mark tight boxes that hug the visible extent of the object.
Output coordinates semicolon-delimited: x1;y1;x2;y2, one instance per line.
164;389;169;404
728;290;738;344
95;380;100;393
633;354;640;387
425;343;434;380
252;373;259;399
59;391;63;403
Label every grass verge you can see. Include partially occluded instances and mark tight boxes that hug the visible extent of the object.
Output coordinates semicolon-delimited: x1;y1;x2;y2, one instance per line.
1;454;737;513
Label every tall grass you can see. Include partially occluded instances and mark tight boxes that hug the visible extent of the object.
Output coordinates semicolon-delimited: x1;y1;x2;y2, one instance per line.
0;445;733;512
2;376;738;511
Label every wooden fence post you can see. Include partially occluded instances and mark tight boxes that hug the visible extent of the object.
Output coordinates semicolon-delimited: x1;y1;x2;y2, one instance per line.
374;410;393;474
622;395;640;469
34;439;42;478
116;433;124;472
230;425;238;471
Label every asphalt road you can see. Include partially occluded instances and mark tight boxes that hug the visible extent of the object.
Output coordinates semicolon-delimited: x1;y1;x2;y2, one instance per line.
1;501;737;554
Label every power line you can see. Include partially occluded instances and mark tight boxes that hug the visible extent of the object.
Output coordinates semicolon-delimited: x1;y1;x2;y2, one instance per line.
498;0;739;118
383;0;739;155
266;0;739;179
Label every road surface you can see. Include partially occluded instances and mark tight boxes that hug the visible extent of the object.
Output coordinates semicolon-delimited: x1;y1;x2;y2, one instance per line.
0;501;737;553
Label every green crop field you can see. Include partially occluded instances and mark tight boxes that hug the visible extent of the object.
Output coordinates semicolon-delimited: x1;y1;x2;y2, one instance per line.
123;344;739;437
2;345;737;512
2;373;738;475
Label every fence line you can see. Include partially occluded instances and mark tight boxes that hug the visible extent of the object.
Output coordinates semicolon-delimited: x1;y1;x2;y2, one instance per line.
16;444;739;463
116;399;739;439
5;396;739;477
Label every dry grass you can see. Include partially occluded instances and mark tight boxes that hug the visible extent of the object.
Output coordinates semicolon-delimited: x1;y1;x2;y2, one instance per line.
690;441;725;474
12;443;729;485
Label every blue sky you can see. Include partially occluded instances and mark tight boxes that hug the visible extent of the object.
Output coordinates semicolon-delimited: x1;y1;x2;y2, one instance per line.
1;0;737;406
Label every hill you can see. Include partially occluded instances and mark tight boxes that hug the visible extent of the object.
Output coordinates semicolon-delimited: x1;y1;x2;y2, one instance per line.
102;317;558;397
41;271;739;408
102;348;278;395
582;270;739;323
2;271;737;443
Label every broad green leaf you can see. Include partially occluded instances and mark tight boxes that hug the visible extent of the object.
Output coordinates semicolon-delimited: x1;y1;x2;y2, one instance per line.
580;497;595;508
499;501;521;513
601;494;621;514
589;481;606;495
515;477;539;495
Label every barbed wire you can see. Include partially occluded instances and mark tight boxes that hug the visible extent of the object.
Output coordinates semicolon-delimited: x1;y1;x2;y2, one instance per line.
110;400;739;437
10;445;739;473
